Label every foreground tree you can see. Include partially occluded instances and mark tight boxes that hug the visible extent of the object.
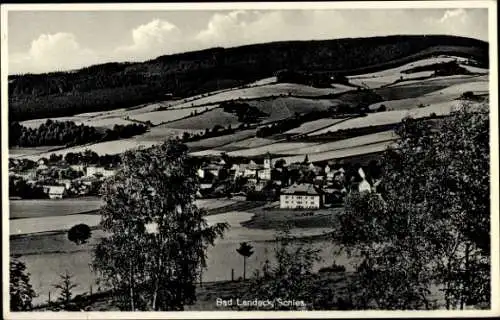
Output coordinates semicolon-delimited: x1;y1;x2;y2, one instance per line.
333;103;490;309
10;258;36;311
249;230;323;310
52;271;78;311
236;242;254;280
93;140;228;311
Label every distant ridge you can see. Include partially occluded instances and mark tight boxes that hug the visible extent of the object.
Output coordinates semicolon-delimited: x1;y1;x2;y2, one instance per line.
9;35;488;121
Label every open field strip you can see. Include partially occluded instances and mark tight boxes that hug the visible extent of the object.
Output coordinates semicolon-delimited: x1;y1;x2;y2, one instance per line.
368;93;459;111
460;65;489;74
310;101;465;136
128;105;219;126
389;73;487;87
349;71;434;89
135;126;202;141
216;137;278;152
186;129;256;151
273;140;396;165
277;131;398;156
9;146;64;158
423;81;489;96
349;56;459;79
248;97;341;121
169;83;354;110
347;56;459;88
226;142;322;157
163;108;241;130
21;139;161;161
247;76;277;86
285;118;349;135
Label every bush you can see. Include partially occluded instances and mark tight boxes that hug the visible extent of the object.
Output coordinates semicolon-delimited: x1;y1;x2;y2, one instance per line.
68;224;92;245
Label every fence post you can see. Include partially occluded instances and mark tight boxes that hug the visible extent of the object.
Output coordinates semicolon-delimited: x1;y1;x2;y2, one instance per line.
48;291;51;305
90;284;93;296
231;269;234;282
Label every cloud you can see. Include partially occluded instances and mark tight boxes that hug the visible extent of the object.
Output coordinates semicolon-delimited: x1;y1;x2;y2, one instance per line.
9;33;102;74
439;8;467;23
114;19;186;61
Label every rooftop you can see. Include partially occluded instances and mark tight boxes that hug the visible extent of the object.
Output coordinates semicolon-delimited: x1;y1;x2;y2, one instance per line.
281;183;321;196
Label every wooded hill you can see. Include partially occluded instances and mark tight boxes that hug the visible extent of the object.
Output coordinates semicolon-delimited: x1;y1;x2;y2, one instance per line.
9;35;488;121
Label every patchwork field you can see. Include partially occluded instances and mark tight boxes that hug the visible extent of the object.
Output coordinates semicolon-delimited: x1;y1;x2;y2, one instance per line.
164;108;241;130
247;76;278;86
186;129;256;152
248;97;341;122
135;126;202;141
347;56;459;88
284;118;349;135
217;137;278;152
9;146;64;158
273;140;396;165
226;142;322;157
22;139;161;161
277;131;398;156
309;101;465;136
170;83;354;110
128;105;219;126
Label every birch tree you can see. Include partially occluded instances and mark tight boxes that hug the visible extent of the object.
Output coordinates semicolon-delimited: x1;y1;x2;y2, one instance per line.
333;103;490;309
93;140;228;310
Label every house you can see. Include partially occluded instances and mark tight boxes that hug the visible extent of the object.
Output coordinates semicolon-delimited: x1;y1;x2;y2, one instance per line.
70;164;86;173
56;179;72;189
86;166;116;178
280;183;323;209
243;160;261;177
46;185;66;199
197;168;205;179
201;163;223;177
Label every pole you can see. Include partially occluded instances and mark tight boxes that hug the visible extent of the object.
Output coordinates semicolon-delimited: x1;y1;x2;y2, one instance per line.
231;268;234;282
48;291;51;305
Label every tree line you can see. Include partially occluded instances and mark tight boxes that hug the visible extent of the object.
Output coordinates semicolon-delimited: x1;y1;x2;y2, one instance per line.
9;119;147;148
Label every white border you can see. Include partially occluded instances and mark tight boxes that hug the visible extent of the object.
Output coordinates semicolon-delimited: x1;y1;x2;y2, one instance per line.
1;1;498;319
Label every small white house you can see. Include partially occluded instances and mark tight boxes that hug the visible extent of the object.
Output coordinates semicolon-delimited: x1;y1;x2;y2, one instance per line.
47;186;66;199
87;166;116;178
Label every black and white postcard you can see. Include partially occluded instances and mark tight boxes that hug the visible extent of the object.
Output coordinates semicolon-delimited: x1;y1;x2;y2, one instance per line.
1;1;498;319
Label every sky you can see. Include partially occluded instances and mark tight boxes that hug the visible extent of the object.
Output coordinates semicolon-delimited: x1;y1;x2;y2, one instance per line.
6;8;489;75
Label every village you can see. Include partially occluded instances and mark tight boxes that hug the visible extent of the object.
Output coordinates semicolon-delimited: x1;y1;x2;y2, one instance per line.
8;151;382;210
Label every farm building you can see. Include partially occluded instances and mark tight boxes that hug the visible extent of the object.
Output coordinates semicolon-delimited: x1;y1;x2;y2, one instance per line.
239;157;272;181
280;183;323;209
45;185;67;199
86;166;116;178
70;164;86;173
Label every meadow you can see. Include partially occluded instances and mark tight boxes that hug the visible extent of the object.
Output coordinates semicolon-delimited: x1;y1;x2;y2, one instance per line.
274;140;396;165
170;83;354;110
164;108;241;130
10;197;103;219
11;210;343;306
309;101;464;136
284;118;349;135
226;142;322;158
186;129;257;152
277;131;398;156
217;137;278;152
248;97;341;122
128;105;219;126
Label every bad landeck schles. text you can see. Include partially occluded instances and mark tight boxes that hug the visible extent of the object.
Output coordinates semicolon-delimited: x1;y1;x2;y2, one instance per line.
216;297;306;309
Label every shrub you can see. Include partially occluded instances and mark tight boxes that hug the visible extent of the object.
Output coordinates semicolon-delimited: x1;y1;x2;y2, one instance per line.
68;224;92;245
